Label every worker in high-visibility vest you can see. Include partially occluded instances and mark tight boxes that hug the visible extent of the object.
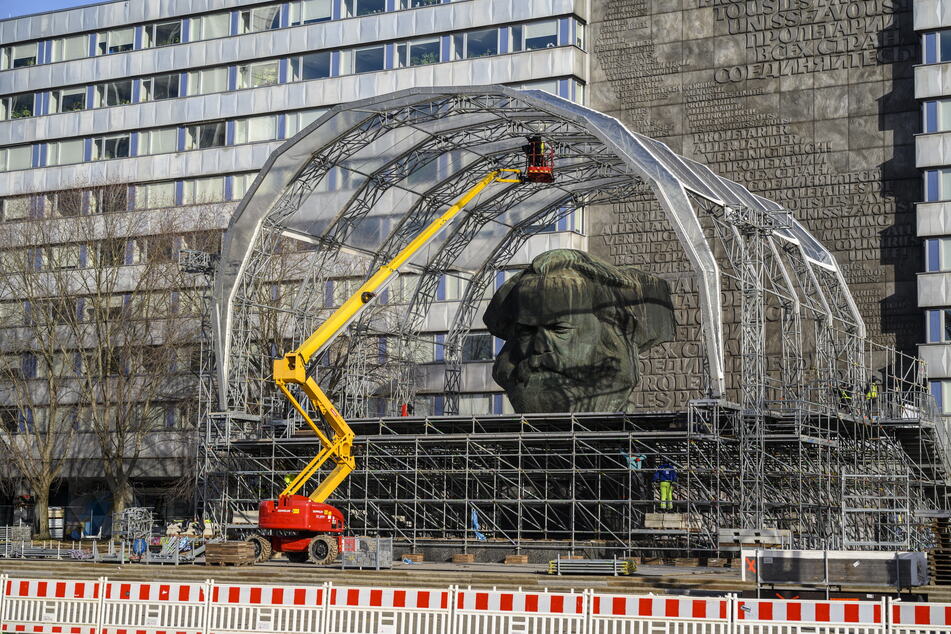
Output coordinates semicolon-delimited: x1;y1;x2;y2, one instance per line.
652;463;678;512
865;375;881;417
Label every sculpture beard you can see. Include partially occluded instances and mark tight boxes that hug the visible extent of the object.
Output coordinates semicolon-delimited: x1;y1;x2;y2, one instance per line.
490;270;640;413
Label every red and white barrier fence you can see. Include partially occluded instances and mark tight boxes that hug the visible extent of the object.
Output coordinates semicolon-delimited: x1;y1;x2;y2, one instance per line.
0;574;948;634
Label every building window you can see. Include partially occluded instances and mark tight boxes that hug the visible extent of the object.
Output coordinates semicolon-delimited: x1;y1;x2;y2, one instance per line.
0;145;33;171
924;168;951;202
187;67;229;96
239;5;281;33
351;45;385;73
182;176;225;204
575;20;586;49
51;35;87;63
2;43;38;69
92;133;131;161
285;109;326;136
234;115;278;144
52;87;87;113
290;0;332;25
232;173;257;199
291;52;332;81
927;309;951;344
238;60;280;89
96;80;134;107
923;99;951;134
401;0;439;7
195;12;231;40
344;0;386;17
511;20;558;52
397;37;440;67
97;28;134;55
185;122;226;150
1;197;32;222
454;28;499;59
90;186;128;214
458;393;492;415
145;20;183;48
139;127;179;156
54;190;83;217
925;237;951;272
931;379;951;415
134;181;176;210
46;139;84;167
2;93;34;120
142;73;180;101
462;333;493;361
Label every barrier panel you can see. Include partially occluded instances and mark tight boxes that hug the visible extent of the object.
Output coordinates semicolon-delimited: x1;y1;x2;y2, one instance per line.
208;582;325;634
736;598;885;634
325;584;452;634
891;602;951;634
0;576;102;634
590;594;730;634
1;574;951;634
455;588;587;634
100;580;208;634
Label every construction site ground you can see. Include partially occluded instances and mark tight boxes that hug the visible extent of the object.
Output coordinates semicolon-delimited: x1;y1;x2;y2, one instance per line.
1;558;949;601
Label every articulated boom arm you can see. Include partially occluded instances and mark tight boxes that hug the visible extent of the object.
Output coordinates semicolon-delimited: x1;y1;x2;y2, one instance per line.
272;168;522;503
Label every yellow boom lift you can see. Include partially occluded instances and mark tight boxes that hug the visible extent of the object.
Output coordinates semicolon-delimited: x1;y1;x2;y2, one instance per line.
250;168;524;564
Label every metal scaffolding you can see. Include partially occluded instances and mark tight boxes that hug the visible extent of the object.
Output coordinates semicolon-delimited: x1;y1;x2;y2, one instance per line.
198;87;950;553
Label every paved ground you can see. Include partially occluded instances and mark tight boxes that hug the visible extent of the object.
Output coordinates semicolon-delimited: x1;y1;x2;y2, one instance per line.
1;558;948;600
0;557;749;595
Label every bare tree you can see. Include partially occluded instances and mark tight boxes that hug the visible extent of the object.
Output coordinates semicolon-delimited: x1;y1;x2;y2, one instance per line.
0;198;84;537
0;183;211;523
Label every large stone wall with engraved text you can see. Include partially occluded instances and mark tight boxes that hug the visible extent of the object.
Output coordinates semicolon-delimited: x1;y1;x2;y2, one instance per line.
587;0;920;409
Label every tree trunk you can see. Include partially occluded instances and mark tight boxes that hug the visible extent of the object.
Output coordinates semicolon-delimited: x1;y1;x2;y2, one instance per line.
34;489;51;540
110;477;134;519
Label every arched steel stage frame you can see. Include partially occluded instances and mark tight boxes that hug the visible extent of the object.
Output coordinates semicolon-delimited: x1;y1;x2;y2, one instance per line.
200;87;949;554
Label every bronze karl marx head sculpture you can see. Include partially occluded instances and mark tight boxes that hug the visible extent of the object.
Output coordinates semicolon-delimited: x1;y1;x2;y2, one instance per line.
483;249;675;413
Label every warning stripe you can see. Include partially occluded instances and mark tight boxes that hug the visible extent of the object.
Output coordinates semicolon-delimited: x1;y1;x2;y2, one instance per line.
590;595;728;620
327;586;449;610
737;600;881;624
212;584;323;606
456;590;584;615
104;582;205;603
5;579;99;599
893;602;951;626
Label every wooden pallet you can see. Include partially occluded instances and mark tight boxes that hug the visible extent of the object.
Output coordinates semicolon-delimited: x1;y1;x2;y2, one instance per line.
205;541;256;566
929;518;951;586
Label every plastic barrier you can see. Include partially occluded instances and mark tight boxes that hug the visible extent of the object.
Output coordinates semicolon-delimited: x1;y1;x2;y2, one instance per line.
208;582;324;634
455;588;587;634
1;577;102;634
100;580;208;634
326;584;451;634
591;594;730;634
736;598;885;634
891;602;951;634
1;574;951;634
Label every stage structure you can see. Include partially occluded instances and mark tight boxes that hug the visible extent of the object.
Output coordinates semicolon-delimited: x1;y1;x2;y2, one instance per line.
198;87;950;555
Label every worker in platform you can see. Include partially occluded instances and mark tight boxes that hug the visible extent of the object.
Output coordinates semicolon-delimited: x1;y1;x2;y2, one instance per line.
865;375;881;417
652;463;678;512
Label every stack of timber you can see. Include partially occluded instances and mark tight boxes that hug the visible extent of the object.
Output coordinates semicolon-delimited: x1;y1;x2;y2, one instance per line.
205;541;256;566
930;518;951;585
548;557;636;576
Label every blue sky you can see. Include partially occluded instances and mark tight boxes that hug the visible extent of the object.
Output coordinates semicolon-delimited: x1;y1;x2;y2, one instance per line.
2;0;102;19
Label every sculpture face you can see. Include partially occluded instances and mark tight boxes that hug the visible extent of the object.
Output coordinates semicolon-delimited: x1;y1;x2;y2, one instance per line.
484;250;674;413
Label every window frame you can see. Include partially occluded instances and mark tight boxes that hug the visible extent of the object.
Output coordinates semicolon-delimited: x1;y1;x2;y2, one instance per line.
142;73;181;102
52;86;88;113
290;0;333;25
187;67;229;96
352;45;386;74
92;133;132;161
185;121;227;151
46;139;85;167
397;37;441;67
0;145;34;171
291;51;332;81
195;12;232;41
97;27;135;55
3;93;35;120
139;127;179;156
145;20;183;48
233;114;279;144
237;60;280;89
239;5;282;34
51;35;88;63
96;79;134;108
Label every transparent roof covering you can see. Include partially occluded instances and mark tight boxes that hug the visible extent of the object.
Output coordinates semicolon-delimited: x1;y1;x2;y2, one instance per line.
214;86;860;406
